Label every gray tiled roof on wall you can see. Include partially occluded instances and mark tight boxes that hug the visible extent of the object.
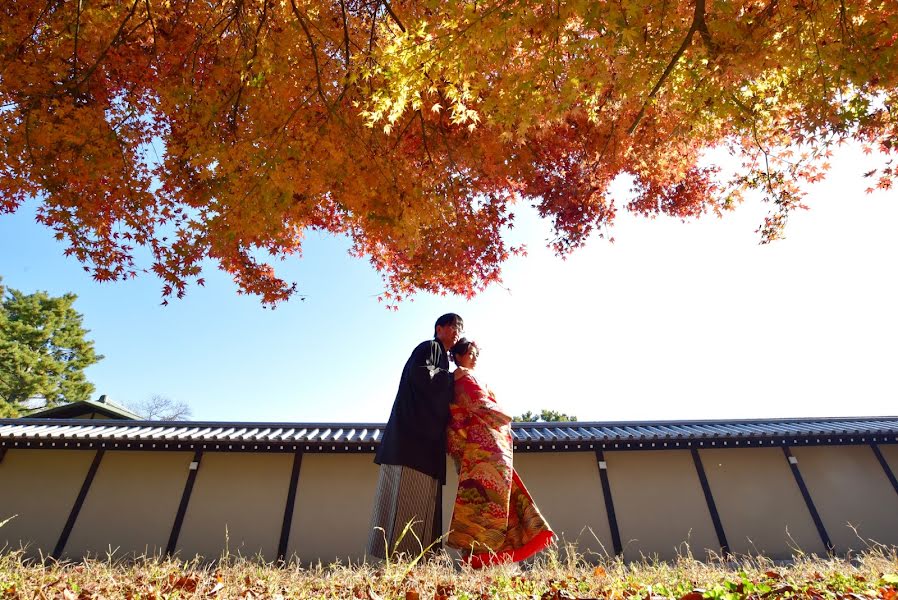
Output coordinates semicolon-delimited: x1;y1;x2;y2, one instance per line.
1;416;896;453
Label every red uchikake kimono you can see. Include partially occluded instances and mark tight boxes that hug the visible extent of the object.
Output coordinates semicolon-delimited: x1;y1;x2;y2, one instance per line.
446;372;555;568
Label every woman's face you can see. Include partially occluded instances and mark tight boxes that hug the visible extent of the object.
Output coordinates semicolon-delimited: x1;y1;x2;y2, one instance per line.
456;346;479;370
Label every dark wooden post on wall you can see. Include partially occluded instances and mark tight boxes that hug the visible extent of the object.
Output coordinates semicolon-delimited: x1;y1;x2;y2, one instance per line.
277;451;304;563
691;448;730;556
871;443;898;498
595;450;623;556
782;446;833;553
166;449;203;556
52;449;105;559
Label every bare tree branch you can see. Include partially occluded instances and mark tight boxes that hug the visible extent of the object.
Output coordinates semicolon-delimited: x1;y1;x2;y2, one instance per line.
128;394;192;420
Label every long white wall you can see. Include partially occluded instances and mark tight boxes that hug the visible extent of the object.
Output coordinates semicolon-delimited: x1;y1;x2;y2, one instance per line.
2;445;897;563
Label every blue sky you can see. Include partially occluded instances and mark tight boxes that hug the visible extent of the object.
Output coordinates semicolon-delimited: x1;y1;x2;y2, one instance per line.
1;145;896;423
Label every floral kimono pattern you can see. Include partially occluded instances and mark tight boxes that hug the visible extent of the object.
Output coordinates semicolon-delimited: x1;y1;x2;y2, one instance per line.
446;373;554;567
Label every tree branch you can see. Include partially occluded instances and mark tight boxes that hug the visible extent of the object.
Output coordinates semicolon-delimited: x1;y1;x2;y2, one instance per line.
72;0;83;80
63;0;141;96
367;0;378;55
628;0;710;134
289;0;329;110
418;109;433;165
749;0;779;35
143;0;158;52
382;0;406;32
389;111;417;150
339;0;351;69
8;0;59;73
334;0;352;102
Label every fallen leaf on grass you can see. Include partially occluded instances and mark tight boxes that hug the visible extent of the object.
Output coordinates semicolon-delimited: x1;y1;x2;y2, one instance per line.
42;578;63;590
167;575;199;593
594;567;607;578
405;590;419;600
541;590;578;600
761;585;794;597
679;591;705;600
765;572;783;581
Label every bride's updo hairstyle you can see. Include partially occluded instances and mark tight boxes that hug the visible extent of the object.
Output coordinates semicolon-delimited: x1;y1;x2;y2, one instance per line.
450;338;478;363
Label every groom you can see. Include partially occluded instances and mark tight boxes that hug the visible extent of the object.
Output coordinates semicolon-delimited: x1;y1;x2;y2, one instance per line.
367;313;463;560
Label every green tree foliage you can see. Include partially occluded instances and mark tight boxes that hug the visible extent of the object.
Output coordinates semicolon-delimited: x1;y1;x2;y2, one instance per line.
513;410;578;423
0;279;102;417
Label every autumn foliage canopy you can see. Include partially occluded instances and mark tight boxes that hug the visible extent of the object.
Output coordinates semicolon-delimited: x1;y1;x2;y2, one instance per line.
1;0;895;304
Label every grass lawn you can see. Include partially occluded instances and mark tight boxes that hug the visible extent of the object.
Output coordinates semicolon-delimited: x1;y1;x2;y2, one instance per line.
1;545;897;599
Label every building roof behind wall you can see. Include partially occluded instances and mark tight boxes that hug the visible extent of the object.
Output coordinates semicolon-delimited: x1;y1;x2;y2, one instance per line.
24;396;142;420
1;415;896;453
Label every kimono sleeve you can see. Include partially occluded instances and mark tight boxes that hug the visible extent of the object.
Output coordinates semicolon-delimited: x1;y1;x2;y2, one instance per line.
464;376;512;431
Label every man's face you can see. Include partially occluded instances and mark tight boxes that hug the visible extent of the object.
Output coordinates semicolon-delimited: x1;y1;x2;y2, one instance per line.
435;321;462;350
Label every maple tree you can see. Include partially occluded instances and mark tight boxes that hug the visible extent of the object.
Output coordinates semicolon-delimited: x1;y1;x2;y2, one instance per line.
1;0;895;305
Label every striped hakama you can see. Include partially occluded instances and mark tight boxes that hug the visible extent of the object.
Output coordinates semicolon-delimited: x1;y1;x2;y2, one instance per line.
367;464;441;560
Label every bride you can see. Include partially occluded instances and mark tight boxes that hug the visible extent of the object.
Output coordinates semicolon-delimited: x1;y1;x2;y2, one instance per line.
446;338;555;568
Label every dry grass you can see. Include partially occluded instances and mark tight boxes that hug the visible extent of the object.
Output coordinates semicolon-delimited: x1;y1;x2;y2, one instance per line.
1;543;897;599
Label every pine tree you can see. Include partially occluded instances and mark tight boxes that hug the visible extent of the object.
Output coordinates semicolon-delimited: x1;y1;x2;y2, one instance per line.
0;279;102;417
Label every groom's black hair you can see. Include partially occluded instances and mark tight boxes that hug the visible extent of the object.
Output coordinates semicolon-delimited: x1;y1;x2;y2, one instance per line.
434;313;463;337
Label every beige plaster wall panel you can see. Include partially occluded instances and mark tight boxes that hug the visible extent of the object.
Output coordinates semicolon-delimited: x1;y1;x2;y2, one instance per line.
288;453;381;564
513;452;613;559
63;451;193;559
0;449;95;555
791;445;898;551
878;444;898;478
176;452;292;562
604;450;720;561
699;447;826;559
